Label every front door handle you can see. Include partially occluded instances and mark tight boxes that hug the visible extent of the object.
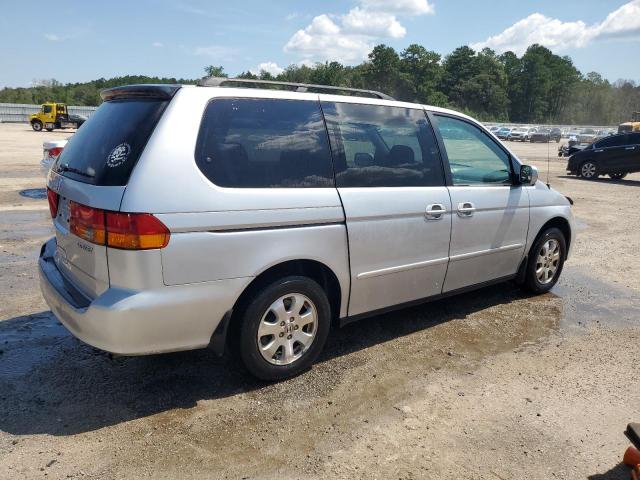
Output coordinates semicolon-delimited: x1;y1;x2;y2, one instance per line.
625;146;636;150
425;203;446;220
457;202;476;217
594;149;604;153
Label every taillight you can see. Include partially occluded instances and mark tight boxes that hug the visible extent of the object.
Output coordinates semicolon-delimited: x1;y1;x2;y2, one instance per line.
106;212;170;250
70;201;106;245
47;187;59;218
48;147;63;158
69;201;169;250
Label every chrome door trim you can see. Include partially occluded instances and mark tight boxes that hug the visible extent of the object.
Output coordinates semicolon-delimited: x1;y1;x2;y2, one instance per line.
449;243;524;263
356;257;449;280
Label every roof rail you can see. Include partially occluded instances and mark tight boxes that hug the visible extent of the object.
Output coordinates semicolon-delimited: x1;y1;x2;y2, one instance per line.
198;77;395;100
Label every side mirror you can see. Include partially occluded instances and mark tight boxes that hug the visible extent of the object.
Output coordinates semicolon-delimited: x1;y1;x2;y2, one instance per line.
519;164;539;186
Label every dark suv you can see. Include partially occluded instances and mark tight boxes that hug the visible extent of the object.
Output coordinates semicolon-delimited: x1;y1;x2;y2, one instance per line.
567;132;640;179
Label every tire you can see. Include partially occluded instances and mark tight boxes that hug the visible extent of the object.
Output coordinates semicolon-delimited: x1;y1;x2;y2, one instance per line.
609;173;627;180
579;160;598;179
237;276;331;381
523;227;566;294
31;121;43;132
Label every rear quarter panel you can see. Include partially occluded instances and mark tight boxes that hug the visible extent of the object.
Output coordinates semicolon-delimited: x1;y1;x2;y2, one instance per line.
122;87;351;317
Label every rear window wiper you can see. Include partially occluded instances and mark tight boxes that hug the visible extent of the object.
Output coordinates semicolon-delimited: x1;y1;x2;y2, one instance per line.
58;165;95;179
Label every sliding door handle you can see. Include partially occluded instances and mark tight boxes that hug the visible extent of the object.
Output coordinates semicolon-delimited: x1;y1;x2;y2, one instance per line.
457;202;476;217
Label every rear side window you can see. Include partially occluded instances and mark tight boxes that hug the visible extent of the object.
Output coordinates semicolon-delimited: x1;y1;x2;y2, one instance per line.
195;98;334;188
595;135;626;148
322;102;444;187
53;99;168;186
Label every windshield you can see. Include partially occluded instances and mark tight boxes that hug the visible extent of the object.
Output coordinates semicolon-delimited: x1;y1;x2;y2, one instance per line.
53;98;168;186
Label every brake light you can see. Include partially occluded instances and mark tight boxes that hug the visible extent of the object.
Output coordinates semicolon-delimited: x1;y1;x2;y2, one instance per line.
48;147;63;158
69;201;169;250
70;202;106;245
106;212;170;250
47;187;59;218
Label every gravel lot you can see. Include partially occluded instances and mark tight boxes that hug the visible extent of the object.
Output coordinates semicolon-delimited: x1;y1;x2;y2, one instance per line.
0;122;639;479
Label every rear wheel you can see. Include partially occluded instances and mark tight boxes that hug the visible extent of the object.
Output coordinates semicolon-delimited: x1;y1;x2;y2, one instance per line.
579;161;598;179
609;173;627;180
31;120;43;132
238;276;331;381
523;227;566;294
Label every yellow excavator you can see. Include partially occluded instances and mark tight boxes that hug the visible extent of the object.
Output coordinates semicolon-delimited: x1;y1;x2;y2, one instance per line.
619;111;640;133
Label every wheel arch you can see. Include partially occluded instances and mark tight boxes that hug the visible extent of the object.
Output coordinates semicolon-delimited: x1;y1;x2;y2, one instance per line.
531;217;572;260
220;259;344;354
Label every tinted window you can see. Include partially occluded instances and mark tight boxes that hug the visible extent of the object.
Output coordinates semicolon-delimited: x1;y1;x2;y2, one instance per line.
43;105;52;114
435;115;512;185
596;135;626;148
196;98;333;188
53;99;168;186
322;102;444;187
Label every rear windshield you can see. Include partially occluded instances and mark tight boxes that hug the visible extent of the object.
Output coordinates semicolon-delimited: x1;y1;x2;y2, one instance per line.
53;99;168;186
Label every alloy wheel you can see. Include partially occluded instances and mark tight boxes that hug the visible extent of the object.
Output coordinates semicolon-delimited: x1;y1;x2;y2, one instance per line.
581;162;596;178
257;293;318;366
535;239;561;285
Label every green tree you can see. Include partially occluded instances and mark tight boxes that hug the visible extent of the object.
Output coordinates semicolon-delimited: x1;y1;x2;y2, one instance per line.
398;44;444;104
362;44;401;96
203;65;227;78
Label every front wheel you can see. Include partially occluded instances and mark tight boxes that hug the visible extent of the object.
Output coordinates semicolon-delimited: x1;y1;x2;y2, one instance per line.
580;161;598;179
31;121;43;132
523;228;566;294
609;173;627;180
238;276;331;381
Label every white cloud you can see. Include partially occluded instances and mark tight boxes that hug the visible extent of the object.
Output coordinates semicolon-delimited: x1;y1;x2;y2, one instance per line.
342;7;406;38
44;33;60;42
284;0;434;64
471;0;640;55
252;61;285;76
152;41;164;48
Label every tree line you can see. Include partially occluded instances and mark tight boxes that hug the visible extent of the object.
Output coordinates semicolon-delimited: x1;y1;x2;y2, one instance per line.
2;44;638;125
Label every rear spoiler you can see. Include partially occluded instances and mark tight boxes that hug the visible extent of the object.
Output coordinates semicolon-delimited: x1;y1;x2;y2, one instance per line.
101;84;181;101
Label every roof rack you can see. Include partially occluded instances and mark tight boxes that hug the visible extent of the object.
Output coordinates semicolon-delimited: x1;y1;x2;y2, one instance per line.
198;77;395;100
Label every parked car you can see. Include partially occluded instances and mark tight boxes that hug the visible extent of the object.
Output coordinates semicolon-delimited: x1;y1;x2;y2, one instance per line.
495;127;512;139
41;139;68;174
489;125;501;133
39;80;574;381
549;128;562;142
577;128;598;144
566;132;640;179
508;127;536;142
530;129;551;143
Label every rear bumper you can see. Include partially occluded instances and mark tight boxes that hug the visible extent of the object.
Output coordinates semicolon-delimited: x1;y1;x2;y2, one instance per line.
38;238;251;355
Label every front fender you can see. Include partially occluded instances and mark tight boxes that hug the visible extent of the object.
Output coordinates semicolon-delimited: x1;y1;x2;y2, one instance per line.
526;182;575;258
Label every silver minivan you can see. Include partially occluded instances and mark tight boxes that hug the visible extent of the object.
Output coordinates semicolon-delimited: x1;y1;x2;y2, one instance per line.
39;79;574;380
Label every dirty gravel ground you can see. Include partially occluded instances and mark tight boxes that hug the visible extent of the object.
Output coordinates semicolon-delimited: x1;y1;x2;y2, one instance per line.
0;122;639;479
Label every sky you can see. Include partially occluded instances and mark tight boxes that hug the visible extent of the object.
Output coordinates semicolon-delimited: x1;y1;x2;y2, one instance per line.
0;0;639;88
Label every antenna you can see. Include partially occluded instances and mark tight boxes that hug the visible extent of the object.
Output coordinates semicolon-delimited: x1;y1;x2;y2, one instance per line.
546;131;551;188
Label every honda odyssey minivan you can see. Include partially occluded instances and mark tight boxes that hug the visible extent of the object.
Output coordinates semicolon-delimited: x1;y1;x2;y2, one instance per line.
39;79;574;380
